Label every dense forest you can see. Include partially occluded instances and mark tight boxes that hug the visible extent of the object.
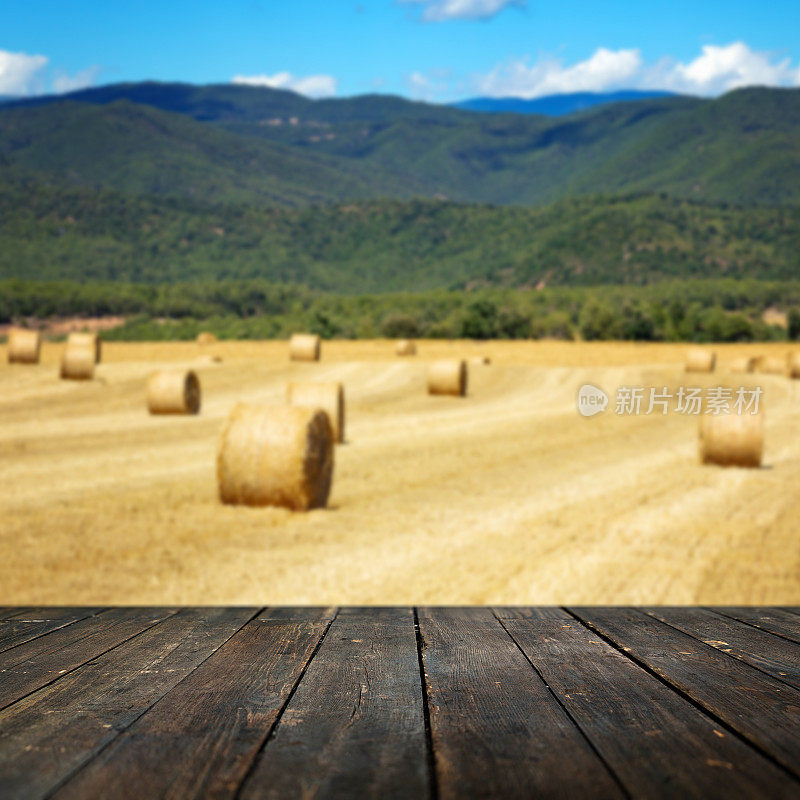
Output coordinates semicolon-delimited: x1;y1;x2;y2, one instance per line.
1;183;799;291
3;278;800;343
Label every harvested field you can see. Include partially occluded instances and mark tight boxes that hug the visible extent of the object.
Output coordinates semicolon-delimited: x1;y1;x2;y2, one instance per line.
0;340;799;605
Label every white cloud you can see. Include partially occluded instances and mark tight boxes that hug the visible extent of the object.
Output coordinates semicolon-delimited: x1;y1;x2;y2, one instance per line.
475;48;642;98
472;42;800;99
401;0;523;22
0;49;48;96
52;66;101;94
232;71;337;98
645;42;800;95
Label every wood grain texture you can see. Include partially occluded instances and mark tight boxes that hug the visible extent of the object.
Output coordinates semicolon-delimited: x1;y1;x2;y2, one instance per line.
571;606;800;777
418;607;623;799
0;608;257;800
53;607;336;800
711;607;800;644
0;607;178;709
240;606;429;800
645;607;800;690
501;607;799;799
0;608;105;655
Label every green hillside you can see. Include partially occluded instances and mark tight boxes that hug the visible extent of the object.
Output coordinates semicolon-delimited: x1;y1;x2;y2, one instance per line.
2;83;800;206
0;100;394;205
1;182;799;291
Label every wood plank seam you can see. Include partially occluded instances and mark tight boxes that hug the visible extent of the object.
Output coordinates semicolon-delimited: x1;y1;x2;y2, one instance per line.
494;610;633;800
565;607;800;783
42;607;268;800
709;608;800;646
645;609;800;692
413;607;440;800
0;608;109;656
232;607;340;799
0;608;183;714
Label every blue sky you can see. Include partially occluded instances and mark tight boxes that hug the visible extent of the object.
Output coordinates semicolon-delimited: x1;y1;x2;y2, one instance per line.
2;0;800;101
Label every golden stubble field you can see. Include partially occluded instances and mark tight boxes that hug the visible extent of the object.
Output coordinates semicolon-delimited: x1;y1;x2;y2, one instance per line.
1;339;799;605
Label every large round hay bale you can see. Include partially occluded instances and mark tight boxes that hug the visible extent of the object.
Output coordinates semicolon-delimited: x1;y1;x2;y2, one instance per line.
287;381;345;444
217;404;334;510
395;339;417;356
67;331;101;363
470;355;491;366
685;348;716;373
7;328;41;364
729;356;756;373
788;353;800;379
147;370;201;415
427;360;467;397
289;333;321;362
197;331;217;345
60;345;95;380
759;355;787;376
699;413;763;468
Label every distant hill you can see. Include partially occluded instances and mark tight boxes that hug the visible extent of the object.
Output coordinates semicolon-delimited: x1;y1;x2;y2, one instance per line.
1;182;799;291
2;82;800;207
453;90;678;116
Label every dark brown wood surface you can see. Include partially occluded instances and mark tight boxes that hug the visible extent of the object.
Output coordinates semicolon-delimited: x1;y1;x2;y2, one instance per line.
571;606;800;777
0;606;798;800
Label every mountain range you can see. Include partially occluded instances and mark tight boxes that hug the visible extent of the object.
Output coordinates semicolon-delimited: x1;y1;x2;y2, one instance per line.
452;90;676;116
1;81;800;294
1;81;800;208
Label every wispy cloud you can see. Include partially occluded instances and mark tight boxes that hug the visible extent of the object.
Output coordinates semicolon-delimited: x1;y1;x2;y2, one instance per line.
401;0;523;23
231;71;338;98
472;42;800;98
406;68;453;100
52;66;102;94
0;49;48;95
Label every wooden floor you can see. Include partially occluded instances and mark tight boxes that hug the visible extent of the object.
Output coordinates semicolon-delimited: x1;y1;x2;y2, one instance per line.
0;607;798;799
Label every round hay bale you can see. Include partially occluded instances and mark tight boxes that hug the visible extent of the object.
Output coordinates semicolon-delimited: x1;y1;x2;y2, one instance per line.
289;333;321;362
699;412;763;468
685;348;716;373
759;355;787;376
67;331;101;363
395;339;417;356
788;353;800;379
470;355;491;365
217;404;334;510
60;345;95;380
287;381;345;444
7;328;41;364
147;370;201;415
197;331;217;345
427;360;467;397
729;356;756;373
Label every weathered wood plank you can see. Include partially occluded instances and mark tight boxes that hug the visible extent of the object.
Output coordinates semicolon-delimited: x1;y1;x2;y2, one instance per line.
239;606;429;800
571;607;800;777
0;607;257;800
0;608;38;622
52;607;336;800
0;608;178;709
418;607;623;799
645;607;800;690
0;608;105;655
501;608;799;799
712;607;800;645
